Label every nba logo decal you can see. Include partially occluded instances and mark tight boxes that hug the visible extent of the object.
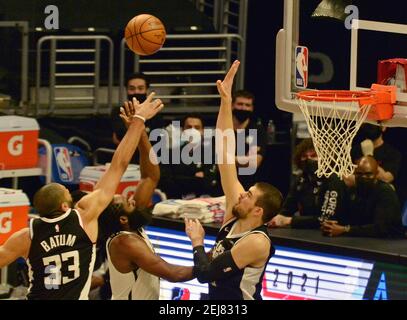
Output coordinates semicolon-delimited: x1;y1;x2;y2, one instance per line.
295;46;308;89
54;146;74;182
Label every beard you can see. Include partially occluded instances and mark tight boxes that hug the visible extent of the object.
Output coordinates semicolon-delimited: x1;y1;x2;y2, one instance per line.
232;204;244;219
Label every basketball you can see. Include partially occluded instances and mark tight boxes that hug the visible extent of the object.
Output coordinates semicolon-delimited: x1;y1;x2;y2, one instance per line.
125;14;166;56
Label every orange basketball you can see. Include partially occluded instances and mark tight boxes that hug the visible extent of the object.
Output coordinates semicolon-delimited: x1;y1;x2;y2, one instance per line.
125;14;166;56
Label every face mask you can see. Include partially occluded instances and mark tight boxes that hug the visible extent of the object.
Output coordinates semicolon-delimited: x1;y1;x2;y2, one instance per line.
355;176;376;196
181;128;202;146
301;159;318;175
127;208;152;230
127;93;147;103
359;124;382;141
233;109;253;122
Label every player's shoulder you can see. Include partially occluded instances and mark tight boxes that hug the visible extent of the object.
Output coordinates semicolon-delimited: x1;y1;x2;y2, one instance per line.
13;227;30;239
111;232;145;250
239;232;270;249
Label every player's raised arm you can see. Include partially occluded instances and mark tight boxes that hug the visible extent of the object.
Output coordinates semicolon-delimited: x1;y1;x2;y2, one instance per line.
119;99;160;208
76;93;163;225
215;60;245;219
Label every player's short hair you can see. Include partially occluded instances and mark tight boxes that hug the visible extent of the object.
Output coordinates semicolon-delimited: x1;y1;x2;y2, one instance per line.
254;182;283;223
98;203;123;242
33;183;67;217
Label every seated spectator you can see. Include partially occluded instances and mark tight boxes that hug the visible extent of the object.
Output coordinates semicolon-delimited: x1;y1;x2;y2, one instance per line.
269;138;347;229
160;115;222;198
352;123;401;185
232;90;267;190
321;156;405;238
111;72;150;146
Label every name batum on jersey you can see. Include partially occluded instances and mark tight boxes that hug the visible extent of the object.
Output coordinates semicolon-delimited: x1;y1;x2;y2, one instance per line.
40;234;77;252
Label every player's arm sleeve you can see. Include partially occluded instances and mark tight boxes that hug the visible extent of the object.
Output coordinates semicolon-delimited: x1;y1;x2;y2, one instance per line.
192;246;240;283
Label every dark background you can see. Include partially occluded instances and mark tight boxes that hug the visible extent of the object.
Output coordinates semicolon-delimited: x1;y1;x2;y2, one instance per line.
0;0;406;202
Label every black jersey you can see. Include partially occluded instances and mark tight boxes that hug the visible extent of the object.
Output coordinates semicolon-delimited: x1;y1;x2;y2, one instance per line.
209;218;274;300
26;209;96;300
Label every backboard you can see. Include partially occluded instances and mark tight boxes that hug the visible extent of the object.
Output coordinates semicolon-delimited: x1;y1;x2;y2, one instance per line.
275;0;407;127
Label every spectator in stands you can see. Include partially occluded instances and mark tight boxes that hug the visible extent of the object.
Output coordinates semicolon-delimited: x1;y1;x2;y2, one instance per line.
352;123;401;185
268;139;347;229
321;156;405;238
232;90;267;190
161;115;221;198
111;72;156;145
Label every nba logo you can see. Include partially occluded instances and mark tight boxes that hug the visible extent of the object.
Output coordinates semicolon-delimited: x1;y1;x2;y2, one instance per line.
53;146;74;182
171;287;190;300
295;46;309;89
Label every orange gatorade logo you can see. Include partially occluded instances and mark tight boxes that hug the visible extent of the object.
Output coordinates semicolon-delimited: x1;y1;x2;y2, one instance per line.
0;212;12;234
7;135;24;156
0;207;28;245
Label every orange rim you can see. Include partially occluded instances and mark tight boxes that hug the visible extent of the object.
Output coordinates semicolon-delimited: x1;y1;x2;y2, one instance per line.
296;90;376;106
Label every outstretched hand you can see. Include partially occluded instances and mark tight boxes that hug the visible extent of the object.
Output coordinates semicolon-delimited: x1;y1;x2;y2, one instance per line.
120;98;139;128
120;92;164;127
216;60;240;100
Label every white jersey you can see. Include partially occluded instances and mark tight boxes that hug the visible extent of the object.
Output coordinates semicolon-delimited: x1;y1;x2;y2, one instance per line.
106;229;160;300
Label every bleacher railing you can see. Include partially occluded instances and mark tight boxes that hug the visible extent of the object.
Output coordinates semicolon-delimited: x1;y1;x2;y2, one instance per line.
35;35;114;116
119;33;245;113
190;0;248;39
0;21;29;110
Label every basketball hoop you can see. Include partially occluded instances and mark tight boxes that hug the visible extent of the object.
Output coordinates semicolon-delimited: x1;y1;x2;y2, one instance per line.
296;85;396;178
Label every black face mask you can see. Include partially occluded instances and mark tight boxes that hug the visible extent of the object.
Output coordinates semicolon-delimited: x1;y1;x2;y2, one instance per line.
359;124;382;141
301;159;318;176
355;176;376;196
233;110;253;123
127;207;152;231
127;93;147;103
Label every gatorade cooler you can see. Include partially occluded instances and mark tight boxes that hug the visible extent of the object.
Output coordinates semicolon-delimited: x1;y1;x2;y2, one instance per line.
79;164;141;198
0;116;39;170
0;188;30;245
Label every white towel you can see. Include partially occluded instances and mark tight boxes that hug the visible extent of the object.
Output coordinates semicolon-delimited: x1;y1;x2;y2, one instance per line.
152;196;225;223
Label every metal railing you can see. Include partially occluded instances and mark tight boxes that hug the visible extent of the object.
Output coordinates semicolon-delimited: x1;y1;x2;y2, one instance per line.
190;0;248;40
0;21;29;109
191;0;221;31
119;33;245;113
35;35;114;115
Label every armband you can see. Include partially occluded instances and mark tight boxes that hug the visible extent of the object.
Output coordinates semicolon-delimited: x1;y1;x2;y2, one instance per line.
133;114;146;123
192;245;240;283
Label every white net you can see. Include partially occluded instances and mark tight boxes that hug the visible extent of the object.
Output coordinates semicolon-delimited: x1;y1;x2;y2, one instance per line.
296;97;372;178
